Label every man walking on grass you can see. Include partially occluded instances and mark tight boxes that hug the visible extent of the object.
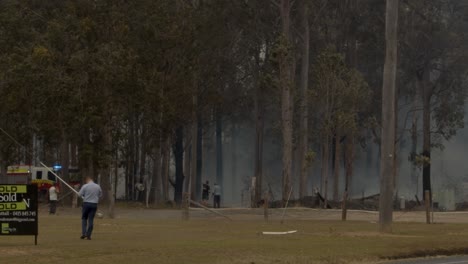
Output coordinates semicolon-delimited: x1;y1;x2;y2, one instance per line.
78;176;102;240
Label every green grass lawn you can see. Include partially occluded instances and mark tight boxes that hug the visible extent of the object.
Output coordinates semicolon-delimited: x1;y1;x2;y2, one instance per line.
2;214;468;264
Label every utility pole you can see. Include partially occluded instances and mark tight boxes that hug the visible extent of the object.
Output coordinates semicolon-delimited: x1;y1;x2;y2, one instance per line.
379;0;399;233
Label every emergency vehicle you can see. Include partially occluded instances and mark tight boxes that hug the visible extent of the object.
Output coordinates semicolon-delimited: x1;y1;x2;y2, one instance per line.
6;165;58;193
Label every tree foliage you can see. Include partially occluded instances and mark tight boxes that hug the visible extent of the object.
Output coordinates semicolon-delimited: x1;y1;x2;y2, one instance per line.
0;0;466;208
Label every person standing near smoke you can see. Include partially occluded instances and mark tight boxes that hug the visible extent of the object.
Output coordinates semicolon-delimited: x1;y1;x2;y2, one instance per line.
202;180;210;202
213;183;221;208
78;176;102;240
48;184;59;215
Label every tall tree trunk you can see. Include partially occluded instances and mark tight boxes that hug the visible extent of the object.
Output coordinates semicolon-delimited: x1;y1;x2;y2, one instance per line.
231;123;238;204
71;143;78;167
321;138;330;208
411;89;419;196
173;126;184;205
379;0;399;233
393;85;399;191
101;83;115;218
127;115;135;200
162;136;170;202
333;133;341;202
139;121;147;202
422;95;431;199
134;114;140;201
80;132;95;182
254;62;264;206
342;0;358;207
125;159;130;200
196;114;203;201
419;71;432;201
60;135;70;182
298;1;310;200
342;136;354;221
59;135;70;205
114;157;118;201
279;0;293;202
190;94;198;200
124;147;129;200
216;109;223;195
152;147;161;205
100;158;115;219
322;71;331;208
183;133;191;194
365;129;374;187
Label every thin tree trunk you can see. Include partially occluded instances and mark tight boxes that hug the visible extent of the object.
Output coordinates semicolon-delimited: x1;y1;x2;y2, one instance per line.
139;120;147;202
321;138;330;208
60;135;70;205
162;136;170;202
134;114;140;201
231;123;238;203
144;170;151;208
86;144;95;180
196;114;203;201
321;46;332;208
125;160;130;200
342;0;358;214
379;0;399;233
393;84;399;191
98;134;114;214
105;163;115;219
299;0;310;200
101;83;115;218
254;60;264;207
183;132;191;194
151;147;161;205
420;71;432;201
173;127;184;205
216;109;223;195
342;136;354;221
78;130;94;182
60;136;70;182
422;92;431;199
114;154;118;201
333;132;341;202
99;163;111;204
71;143;78;167
190;94;198;200
411;88;419;196
279;0;293;203
127;115;135;200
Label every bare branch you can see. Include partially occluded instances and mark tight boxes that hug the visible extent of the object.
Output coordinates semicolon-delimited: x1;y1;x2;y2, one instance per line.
270;0;280;9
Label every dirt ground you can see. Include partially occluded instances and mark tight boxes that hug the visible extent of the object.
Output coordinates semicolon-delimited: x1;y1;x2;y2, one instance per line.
3;205;468;264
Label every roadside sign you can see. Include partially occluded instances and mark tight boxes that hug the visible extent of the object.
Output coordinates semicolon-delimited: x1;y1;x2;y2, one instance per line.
0;184;38;245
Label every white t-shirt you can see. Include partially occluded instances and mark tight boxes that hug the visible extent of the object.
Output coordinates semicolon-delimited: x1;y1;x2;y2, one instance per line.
213;185;221;196
49;186;58;201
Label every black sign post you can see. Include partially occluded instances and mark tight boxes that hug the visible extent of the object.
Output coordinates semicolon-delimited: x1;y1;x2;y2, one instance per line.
0;184;38;245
